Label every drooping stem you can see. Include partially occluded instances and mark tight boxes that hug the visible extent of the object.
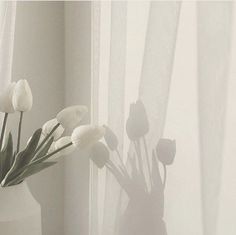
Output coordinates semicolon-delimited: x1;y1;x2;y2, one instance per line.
3;142;74;184
107;159;123;176
35;123;60;153
162;163;167;189
142;136;153;186
0;113;8;150
115;149;123;165
106;159;132;194
32;142;73;165
106;163;130;195
115;149;129;175
113;150;129;179
16;112;23;153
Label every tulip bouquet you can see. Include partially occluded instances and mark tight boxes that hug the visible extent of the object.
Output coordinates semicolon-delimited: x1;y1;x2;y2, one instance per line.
89;100;176;235
0;80;105;187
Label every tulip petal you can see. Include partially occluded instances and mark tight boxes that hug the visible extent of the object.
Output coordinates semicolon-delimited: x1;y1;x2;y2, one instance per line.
55;136;75;156
56;105;88;130
42;118;64;140
0;82;16;113
71;125;105;149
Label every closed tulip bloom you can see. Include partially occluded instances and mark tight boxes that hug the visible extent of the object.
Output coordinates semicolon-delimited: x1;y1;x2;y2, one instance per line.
156;139;176;165
42;118;64;140
103;125;118;151
12;79;33;112
56;105;88;130
47;142;61;160
48;141;56;153
54;136;76;156
126;100;149;141
71;125;105;149
90;141;109;168
0;82;16;113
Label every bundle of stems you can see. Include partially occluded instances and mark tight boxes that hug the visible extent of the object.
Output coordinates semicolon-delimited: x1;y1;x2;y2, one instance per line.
0;80;104;187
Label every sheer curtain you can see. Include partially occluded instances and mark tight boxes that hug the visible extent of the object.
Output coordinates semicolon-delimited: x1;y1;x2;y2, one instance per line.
0;2;16;91
91;1;235;235
0;1;16;127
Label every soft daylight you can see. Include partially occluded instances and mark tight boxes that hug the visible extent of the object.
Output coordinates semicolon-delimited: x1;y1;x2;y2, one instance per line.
0;1;235;235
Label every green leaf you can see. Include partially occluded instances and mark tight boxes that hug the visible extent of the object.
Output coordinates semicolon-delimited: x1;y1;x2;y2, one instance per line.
0;133;13;181
0;151;3;181
5;161;57;186
2;129;42;185
19;128;43;166
32;137;54;161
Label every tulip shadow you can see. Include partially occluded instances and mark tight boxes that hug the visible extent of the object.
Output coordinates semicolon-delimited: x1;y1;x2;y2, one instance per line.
90;100;176;235
117;148;169;235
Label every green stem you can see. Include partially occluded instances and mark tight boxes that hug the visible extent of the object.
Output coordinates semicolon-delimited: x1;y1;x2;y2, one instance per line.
16;112;23;153
32;142;73;165
2;142;73;186
35;123;60;153
0;113;8;150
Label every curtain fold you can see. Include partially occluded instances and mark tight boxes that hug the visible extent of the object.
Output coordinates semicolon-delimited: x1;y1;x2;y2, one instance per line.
90;2;101;235
0;1;16;126
0;1;16;91
138;1;181;150
197;2;233;235
90;1;235;235
91;1;181;235
102;2;127;235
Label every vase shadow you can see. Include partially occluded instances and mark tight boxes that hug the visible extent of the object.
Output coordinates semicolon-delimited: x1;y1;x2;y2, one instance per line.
117;153;167;235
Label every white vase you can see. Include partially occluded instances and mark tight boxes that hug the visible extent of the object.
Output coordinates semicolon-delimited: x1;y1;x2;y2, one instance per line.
0;182;42;235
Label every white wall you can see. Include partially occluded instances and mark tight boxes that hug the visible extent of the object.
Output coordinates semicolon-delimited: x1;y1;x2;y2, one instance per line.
11;2;92;235
12;2;65;235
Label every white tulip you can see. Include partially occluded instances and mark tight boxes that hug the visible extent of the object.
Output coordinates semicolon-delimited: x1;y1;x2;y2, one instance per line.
48;141;56;153
12;80;33;112
42;118;64;140
0;82;16;113
56;105;88;130
47;142;61;160
54;136;75;156
71;125;105;149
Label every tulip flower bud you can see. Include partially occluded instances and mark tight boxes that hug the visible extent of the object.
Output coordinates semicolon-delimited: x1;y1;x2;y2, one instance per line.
103;125;118;151
47;142;61;160
156;138;176;165
0;82;16;113
54;136;76;156
48;141;56;153
12;79;33;112
56;105;88;130
90;141;109;168
42;118;64;140
71;125;105;149
126;100;149;141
